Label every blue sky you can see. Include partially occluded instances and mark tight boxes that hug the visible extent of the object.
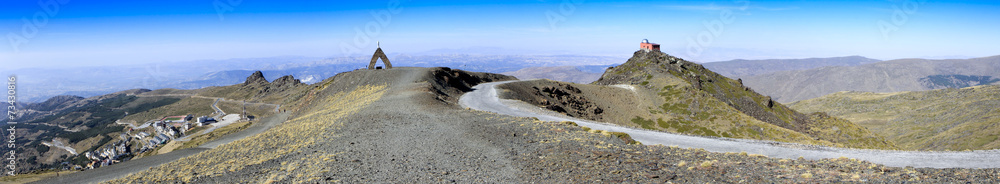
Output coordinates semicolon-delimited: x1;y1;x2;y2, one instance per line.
1;0;999;70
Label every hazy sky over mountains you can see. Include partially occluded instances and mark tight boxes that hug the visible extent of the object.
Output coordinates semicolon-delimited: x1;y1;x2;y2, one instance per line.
1;0;998;69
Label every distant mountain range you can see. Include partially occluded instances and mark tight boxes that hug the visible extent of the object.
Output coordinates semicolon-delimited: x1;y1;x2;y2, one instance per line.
702;56;881;78
0;54;624;103
501;66;609;84
740;55;1000;102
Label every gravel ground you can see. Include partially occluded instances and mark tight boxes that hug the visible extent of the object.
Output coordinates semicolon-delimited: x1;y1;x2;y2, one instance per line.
101;67;1000;183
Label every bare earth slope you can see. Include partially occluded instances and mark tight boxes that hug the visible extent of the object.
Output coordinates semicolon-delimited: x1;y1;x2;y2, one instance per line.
744;55;1000;103
791;85;1000;151
94;67;1000;183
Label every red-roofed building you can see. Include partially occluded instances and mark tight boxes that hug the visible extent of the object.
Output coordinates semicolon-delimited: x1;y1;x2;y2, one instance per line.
640;39;660;51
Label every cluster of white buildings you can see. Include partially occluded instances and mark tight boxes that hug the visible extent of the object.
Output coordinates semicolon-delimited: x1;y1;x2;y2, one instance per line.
75;114;222;170
83;134;133;169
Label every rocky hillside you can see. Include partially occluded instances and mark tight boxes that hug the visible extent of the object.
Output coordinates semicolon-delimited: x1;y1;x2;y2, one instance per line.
790;84;1000;151
501;50;895;149
742;55;1000;102
703;56;880;78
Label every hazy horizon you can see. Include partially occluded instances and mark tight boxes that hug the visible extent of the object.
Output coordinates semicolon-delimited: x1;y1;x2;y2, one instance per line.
3;0;999;70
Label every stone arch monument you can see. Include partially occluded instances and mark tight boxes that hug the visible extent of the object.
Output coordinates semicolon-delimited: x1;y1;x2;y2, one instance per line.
368;42;392;69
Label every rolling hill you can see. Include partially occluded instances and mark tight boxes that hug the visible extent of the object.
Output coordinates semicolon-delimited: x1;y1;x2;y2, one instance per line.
498;50;895;149
790;85;1000;151
741;55;1000;102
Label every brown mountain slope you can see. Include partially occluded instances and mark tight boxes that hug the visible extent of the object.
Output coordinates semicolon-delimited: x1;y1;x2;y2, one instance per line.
791;85;1000;151
743;55;1000;103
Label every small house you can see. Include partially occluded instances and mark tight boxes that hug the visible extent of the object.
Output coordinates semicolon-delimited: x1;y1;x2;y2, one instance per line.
640;39;660;51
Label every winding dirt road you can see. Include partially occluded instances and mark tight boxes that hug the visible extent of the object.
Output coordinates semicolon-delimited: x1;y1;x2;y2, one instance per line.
459;80;1000;169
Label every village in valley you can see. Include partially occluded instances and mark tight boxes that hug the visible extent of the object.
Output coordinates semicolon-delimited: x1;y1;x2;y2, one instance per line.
75;98;258;170
82;115;208;168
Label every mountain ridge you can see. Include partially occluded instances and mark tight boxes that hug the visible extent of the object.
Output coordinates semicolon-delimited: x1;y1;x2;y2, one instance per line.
703;56;881;78
742;55;1000;102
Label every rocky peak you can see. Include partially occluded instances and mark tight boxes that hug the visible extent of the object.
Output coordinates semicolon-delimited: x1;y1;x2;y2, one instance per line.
272;75;302;87
244;71;268;86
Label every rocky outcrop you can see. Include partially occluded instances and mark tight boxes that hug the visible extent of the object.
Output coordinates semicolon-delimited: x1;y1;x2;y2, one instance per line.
244;71;268;86
272;75;302;87
533;84;604;119
427;67;517;103
236;71;308;101
498;81;605;121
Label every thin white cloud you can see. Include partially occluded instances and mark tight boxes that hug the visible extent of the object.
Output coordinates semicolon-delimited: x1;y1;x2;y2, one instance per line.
660;4;797;11
755;6;799;11
660;3;732;11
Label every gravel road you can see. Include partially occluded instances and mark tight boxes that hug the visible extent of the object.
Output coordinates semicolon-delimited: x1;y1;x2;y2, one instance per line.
460;80;1000;169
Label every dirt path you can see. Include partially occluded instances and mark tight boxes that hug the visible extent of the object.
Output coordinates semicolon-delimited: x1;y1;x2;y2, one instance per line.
302;68;521;182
